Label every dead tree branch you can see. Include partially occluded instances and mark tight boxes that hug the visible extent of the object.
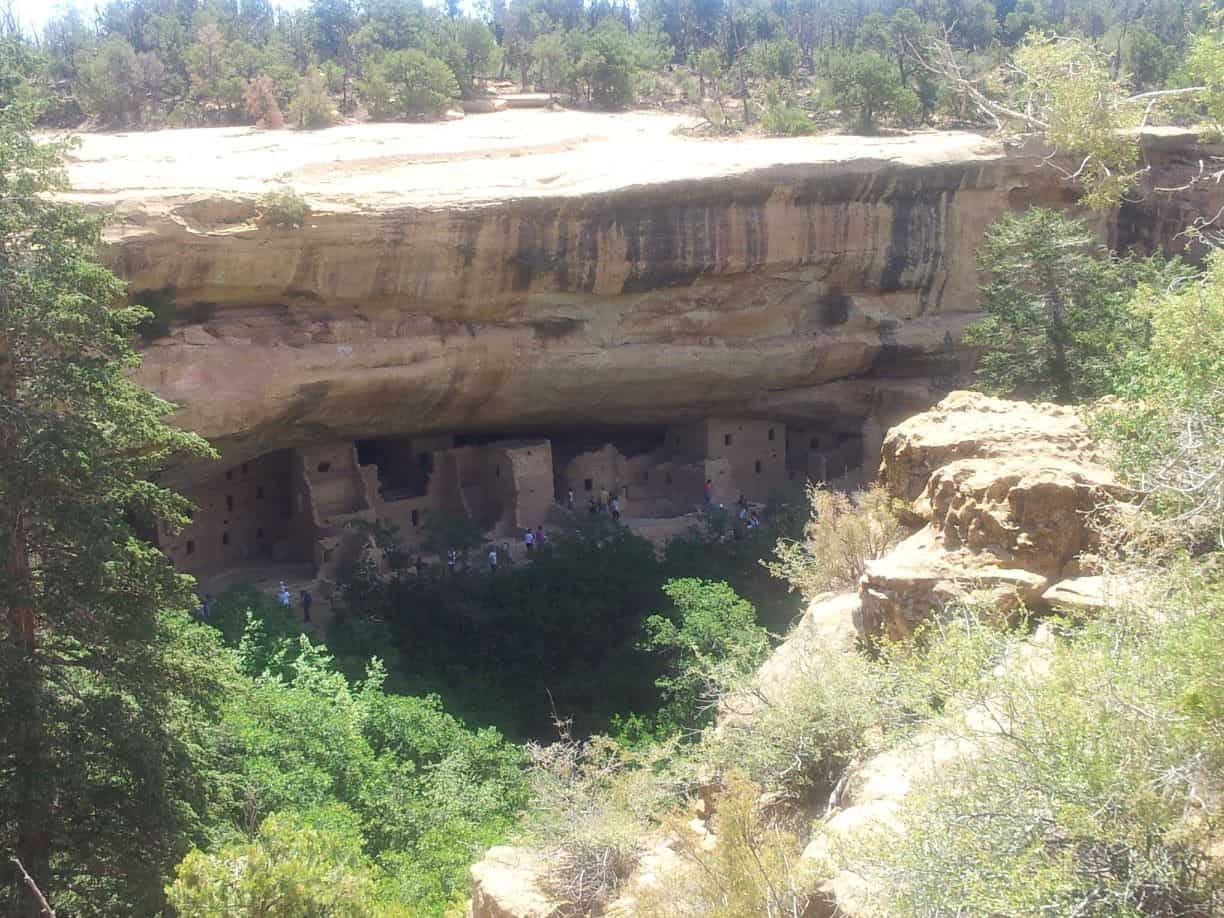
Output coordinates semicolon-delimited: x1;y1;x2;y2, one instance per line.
9;858;56;918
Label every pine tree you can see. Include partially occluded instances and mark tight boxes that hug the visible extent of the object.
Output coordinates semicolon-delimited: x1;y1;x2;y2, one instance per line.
0;41;218;914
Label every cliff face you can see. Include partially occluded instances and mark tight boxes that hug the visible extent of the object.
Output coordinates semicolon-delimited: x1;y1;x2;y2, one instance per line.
63;114;1217;484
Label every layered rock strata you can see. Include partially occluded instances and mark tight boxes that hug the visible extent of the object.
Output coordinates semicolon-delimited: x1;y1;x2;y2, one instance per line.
62;115;1217;486
858;391;1125;641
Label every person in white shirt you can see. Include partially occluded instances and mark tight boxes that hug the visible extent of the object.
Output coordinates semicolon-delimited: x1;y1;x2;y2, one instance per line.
488;547;498;573
276;582;291;605
524;528;535;553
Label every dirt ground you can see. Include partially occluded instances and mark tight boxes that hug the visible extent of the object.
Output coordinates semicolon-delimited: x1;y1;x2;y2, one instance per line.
59;109;999;211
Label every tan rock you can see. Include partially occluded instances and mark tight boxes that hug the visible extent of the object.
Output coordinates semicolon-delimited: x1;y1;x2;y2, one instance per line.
469;847;563;918
1041;574;1134;616
53;117;1215;485
721;591;860;723
860;392;1126;641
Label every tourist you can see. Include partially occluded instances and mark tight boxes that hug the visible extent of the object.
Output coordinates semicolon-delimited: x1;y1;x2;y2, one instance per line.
588;497;598;515
447;548;458;573
524;528;535;553
598;486;610;512
535;525;546;545
301;589;313;623
704;479;713;505
202;594;214;619
747;510;760;530
610;495;620;522
276;581;291;606
488;546;498;573
566;488;575;510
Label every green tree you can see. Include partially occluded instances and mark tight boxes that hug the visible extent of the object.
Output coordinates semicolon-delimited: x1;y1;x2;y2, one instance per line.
1093;252;1224;548
370;48;460;119
964;208;1158;403
826;48;918;131
289;65;336;128
578;18;643;109
0;39;218;914
76;34;144;124
641;578;770;730
167;810;379;916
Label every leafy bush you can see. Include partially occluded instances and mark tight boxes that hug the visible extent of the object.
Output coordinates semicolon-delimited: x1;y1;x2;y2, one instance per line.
761;81;815;136
1093;252;1224;550
767;483;903;600
167;810;379;916
288;66;335;129
258;185;309;229
749;39;801;80
207;625;528;914
577;19;669;110
642;579;770;732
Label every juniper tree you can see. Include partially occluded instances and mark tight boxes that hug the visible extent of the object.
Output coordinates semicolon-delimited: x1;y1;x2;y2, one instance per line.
0;41;217;914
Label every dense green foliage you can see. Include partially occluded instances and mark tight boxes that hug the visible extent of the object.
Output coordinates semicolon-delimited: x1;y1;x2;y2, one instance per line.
18;0;1223;137
0;39;219;914
1093;252;1224;550
965;208;1182;403
641;578;771;731
331;509;794;740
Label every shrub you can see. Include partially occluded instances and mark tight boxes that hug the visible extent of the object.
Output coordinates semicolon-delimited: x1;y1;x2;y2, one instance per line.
767;483;903;600
638;771;815;917
524;730;684;912
826;48;918;131
748;38;801;80
166;810;378;916
1093;252;1224;550
830;579;1224;915
705;635;882;802
761;81;815;136
965;208;1176;404
641;579;771;731
258;186;309;229
243;73;284;128
288;67;335;129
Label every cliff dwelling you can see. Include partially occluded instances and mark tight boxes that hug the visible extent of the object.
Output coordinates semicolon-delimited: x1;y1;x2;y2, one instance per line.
159;415;871;579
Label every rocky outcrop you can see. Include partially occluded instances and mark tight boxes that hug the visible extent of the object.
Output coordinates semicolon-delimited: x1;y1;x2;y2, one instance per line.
62;115;1218;485
468;847;563;918
857;392;1125;642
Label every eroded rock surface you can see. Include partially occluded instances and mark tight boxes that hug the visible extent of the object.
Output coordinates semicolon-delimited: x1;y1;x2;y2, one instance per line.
859;391;1125;641
61;115;1217;486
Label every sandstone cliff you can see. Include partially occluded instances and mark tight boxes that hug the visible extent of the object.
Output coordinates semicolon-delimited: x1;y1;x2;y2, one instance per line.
62;114;1218;486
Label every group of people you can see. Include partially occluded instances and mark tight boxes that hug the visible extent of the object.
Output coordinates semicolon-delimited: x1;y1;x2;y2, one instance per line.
276;581;313;622
577;487;622;521
736;494;761;529
487;524;550;572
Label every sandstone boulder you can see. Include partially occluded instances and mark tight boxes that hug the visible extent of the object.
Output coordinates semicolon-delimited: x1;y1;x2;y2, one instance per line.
469;847;563;918
860;392;1124;641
